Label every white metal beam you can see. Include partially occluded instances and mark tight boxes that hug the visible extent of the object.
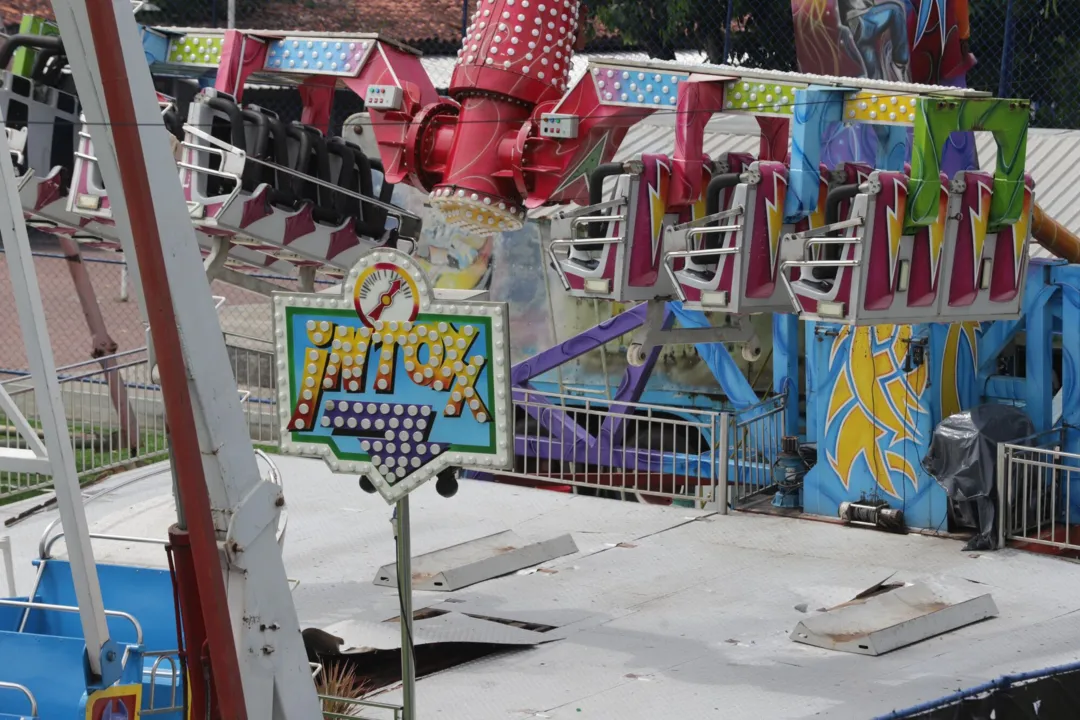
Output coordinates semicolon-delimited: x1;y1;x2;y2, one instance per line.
0;383;48;458
50;1;321;716
0;123;113;680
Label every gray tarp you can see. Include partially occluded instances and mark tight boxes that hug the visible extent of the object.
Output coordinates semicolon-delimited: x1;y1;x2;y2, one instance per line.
921;404;1035;551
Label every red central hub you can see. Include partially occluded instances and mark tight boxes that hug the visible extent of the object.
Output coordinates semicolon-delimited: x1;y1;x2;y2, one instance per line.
427;0;579;233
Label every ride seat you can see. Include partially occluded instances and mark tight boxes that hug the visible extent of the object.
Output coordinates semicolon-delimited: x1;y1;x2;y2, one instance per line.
936;170;1033;321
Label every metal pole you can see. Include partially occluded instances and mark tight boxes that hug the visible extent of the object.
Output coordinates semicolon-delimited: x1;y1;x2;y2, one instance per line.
0;536;15;595
722;0;735;64
227;0;236;29
0;123;112;679
998;0;1016;98
718;412;730;515
56;235;139;451
996;442;1007;550
395;497;416;720
462;0;469;39
56;0;248;713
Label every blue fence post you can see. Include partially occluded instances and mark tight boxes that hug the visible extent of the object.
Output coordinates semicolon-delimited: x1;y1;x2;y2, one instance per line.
998;0;1016;97
722;0;734;63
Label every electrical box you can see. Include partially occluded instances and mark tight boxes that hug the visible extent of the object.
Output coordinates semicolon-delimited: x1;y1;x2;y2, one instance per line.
365;85;404;111
539;113;580;139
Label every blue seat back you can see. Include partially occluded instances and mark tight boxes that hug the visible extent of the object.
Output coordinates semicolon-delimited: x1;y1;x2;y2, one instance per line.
24;560;178;652
0;599;29;634
0;631;88;718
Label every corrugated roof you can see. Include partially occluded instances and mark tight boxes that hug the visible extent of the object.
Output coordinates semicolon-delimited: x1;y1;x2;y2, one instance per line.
530;124;1080;255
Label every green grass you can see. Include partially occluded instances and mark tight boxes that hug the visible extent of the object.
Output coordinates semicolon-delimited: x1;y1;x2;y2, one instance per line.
0;428;169;507
0;435;280;507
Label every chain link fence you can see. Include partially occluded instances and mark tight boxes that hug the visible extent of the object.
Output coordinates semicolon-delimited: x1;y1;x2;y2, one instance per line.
0;0;1076;500
0;235;298;504
3;0;1077;127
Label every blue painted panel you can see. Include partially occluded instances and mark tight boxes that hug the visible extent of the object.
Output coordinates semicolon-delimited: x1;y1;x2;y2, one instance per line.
802;323;946;529
1059;283;1080;522
0;599;27;633
28;561;178;652
138;25;170;65
785;88;844;223
0;632;88;719
773;314;800;436
667;303;758;410
285;309;496;455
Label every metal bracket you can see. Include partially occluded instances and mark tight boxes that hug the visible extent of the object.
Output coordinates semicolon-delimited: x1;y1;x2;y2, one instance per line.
202;236;288;297
629;300;761;361
224;479;284;570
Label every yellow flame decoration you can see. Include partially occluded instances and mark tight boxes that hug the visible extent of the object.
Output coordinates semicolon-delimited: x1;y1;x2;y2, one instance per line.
825;324;928;499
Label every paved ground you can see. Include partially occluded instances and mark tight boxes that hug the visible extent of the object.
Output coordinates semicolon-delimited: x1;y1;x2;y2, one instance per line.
0;238;273;372
6;456;1080;720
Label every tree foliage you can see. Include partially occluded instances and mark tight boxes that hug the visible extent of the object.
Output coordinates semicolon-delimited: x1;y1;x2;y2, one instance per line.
589;0;1080;128
969;0;1080;128
587;0;796;68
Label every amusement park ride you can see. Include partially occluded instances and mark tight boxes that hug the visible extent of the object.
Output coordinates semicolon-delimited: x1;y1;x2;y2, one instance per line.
1;0;1080;717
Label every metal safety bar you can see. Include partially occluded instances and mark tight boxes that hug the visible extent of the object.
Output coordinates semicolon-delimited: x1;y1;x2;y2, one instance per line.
142;651;183;716
669;205;745;233
319;694;404;720
547;237;624;291
568;213;627;232
662;243;742;303
784;217;864;241
174;135;244;217
41;532;168;561
777;219;865;316
182;123;421;243
0;681;37;718
778;258;861;316
684;224;743;242
553;197;627;220
0;598;144;645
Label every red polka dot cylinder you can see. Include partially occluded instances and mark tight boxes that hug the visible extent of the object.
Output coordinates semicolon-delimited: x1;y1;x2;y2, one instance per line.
428;0;580;234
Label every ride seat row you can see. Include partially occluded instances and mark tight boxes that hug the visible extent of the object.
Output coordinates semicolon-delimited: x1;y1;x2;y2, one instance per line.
783;167;1033;324
188;90;397;240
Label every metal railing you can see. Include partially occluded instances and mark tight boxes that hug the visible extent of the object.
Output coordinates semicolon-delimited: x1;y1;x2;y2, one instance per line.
496;389;788;510
0;681;37;718
0;349;169;502
0;336;282;503
728;394;788;508
0;535;14;596
142;651;184;717
224;333;278;444
997;426;1078;551
318;695;403;720
505;389;727;507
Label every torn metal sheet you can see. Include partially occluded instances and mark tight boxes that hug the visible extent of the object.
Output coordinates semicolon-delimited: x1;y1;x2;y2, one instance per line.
374;530;578;591
791;581;998;656
321;611;557;654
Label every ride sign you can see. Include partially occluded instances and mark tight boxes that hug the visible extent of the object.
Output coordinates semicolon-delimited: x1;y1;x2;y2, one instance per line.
273;248;514;502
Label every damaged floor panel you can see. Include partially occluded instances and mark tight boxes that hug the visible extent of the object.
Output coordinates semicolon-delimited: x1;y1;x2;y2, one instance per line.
12;457;1080;719
373;530;579;592
790;580;999;656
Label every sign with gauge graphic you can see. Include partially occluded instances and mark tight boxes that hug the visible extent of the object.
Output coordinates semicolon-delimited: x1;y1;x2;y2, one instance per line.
273;247;514;502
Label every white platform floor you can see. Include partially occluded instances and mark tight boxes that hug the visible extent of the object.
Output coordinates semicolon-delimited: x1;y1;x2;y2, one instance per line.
4;456;1080;719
